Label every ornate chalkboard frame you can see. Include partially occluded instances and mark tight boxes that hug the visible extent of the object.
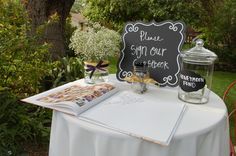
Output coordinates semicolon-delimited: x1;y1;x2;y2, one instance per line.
116;21;186;87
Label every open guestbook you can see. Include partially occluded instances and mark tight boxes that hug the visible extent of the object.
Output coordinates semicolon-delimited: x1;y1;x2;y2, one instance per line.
79;88;186;146
22;79;186;146
22;81;118;116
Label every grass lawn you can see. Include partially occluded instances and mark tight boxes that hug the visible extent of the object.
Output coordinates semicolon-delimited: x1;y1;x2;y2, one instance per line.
212;71;236;98
212;71;236;143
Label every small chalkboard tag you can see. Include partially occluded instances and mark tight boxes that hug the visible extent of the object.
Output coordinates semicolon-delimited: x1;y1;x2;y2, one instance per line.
179;70;206;92
116;20;186;87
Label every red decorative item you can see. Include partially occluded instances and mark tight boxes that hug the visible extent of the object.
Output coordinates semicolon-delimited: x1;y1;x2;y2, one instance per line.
223;80;236;156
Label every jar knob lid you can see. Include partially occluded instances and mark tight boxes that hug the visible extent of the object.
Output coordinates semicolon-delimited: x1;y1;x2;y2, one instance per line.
195;39;204;47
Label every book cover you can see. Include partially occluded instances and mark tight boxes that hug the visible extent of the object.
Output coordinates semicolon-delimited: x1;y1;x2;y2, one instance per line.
22;81;118;116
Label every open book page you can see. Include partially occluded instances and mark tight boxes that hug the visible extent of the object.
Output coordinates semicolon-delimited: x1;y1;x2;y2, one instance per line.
22;82;118;116
80;88;186;145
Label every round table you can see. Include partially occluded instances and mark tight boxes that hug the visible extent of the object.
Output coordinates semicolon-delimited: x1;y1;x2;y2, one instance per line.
49;75;230;156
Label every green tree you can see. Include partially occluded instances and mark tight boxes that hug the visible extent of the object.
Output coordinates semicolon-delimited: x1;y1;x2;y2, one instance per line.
82;0;220;32
0;1;55;155
200;0;236;63
22;0;75;60
82;0;236;64
0;0;55;96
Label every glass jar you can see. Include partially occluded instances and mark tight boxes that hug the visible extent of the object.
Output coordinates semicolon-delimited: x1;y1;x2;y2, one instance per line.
178;39;218;104
131;62;149;94
84;61;109;84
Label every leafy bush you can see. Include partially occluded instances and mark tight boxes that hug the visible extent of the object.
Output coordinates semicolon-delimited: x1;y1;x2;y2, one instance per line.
82;0;205;32
0;0;86;155
43;57;84;89
71;0;86;13
200;0;236;63
0;89;52;155
0;0;54;96
81;0;236;65
0;1;55;155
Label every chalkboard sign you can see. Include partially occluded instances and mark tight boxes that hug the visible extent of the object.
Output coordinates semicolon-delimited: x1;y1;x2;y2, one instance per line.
179;70;206;92
116;21;186;87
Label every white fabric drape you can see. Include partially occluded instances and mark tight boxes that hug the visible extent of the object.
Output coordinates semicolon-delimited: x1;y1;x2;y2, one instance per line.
49;75;230;156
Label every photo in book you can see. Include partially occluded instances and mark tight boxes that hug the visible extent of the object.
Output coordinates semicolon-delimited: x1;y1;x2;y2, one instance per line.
22;82;118;116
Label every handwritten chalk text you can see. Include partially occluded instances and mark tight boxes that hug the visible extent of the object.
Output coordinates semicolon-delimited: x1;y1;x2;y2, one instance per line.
131;45;167;59
140;31;163;42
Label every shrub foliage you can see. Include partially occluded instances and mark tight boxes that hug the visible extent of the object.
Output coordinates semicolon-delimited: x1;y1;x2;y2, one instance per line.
0;0;55;96
0;0;55;155
81;0;236;64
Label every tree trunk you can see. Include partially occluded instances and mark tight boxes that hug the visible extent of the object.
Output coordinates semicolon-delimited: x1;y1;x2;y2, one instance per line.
23;0;75;60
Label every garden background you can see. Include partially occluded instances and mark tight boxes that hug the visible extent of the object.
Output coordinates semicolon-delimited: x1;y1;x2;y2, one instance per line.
0;0;235;155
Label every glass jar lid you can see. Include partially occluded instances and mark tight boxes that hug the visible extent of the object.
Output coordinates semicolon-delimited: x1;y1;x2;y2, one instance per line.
181;39;218;64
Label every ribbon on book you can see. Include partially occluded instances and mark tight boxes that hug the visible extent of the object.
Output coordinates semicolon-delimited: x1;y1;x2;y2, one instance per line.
86;60;109;78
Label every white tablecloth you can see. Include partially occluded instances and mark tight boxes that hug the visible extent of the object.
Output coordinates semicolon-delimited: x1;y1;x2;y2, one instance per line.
49;75;230;156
